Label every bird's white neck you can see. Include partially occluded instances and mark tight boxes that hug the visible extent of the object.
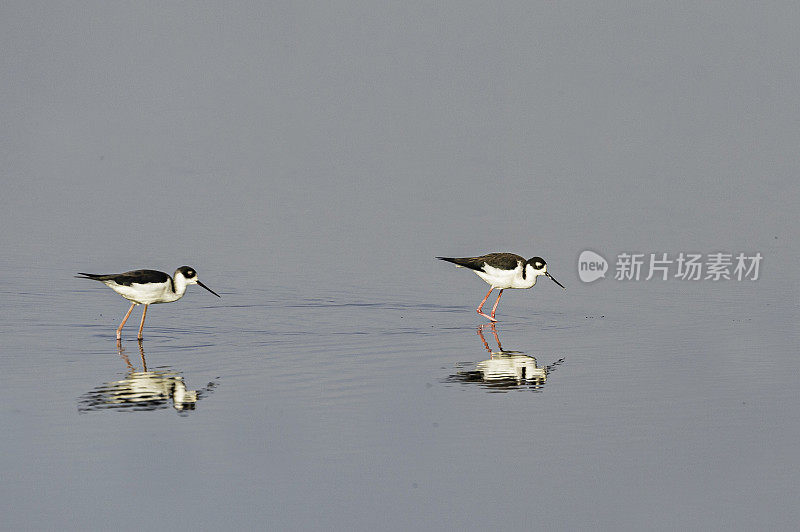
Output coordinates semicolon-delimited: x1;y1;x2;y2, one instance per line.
512;263;537;288
163;274;189;302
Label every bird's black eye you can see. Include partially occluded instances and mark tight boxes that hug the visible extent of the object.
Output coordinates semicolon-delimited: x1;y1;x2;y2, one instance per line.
535;262;544;269
187;270;194;277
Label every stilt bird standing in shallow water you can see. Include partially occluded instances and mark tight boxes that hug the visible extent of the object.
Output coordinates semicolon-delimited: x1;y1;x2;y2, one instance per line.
77;266;220;340
437;253;565;322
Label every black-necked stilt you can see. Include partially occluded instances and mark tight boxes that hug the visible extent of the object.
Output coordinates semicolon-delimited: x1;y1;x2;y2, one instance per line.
437;253;565;321
76;266;220;340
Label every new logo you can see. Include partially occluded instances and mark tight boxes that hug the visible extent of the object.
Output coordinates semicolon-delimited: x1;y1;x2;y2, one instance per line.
578;250;608;283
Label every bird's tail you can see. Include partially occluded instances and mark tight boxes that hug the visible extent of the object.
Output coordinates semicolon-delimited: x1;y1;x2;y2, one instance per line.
436;257;466;268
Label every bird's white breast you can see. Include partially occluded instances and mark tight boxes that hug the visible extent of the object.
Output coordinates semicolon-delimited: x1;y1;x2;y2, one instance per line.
474;262;537;289
105;280;183;304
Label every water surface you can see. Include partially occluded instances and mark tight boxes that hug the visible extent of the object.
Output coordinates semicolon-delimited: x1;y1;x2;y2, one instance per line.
2;2;798;530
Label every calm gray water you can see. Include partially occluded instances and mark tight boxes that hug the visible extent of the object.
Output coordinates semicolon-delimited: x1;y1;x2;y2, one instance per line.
2;3;799;530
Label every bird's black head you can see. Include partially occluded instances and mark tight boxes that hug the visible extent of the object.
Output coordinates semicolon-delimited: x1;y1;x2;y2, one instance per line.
176;266;197;279
527;257;547;271
175;266;221;297
527;256;566;290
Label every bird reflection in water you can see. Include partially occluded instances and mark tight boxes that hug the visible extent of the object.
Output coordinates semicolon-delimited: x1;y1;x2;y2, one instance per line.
447;323;564;391
78;341;217;415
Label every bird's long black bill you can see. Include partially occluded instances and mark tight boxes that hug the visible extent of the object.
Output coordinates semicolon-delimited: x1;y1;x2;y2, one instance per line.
546;272;566;290
198;281;221;297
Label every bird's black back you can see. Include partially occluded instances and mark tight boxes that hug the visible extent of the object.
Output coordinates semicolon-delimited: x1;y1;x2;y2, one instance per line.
76;270;170;286
437;253;524;271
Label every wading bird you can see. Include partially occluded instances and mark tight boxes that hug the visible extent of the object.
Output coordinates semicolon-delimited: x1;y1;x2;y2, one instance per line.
77;266;220;340
437;253;565;321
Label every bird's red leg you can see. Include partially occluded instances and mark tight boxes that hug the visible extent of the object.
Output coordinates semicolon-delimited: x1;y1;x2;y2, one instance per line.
138;304;148;340
490;289;504;320
476;287;497;322
117;303;136;340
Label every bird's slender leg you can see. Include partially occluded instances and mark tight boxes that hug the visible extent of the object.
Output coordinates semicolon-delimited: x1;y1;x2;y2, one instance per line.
138;304;148;340
476;287;497;322
117;303;136;340
490;289;504;320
